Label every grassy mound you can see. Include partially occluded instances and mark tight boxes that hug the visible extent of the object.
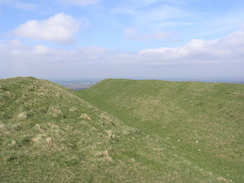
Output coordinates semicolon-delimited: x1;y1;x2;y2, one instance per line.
76;79;244;182
0;77;160;182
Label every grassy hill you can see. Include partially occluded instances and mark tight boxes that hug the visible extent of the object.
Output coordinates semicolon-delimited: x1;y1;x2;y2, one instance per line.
0;77;168;182
1;77;243;182
76;79;244;183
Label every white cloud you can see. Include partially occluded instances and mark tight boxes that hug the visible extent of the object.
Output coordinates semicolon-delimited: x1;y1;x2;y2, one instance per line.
0;40;108;65
124;27;172;42
60;0;100;7
12;13;81;44
140;31;244;64
0;31;244;79
33;45;52;55
2;31;244;66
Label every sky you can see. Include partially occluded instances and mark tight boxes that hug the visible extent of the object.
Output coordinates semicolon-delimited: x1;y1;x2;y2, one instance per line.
0;0;244;80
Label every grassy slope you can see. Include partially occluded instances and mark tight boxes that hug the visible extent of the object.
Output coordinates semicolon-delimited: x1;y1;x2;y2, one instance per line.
1;77;227;183
76;79;244;182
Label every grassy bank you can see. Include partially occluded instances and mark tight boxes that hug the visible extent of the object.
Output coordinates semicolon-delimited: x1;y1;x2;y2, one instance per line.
76;79;244;182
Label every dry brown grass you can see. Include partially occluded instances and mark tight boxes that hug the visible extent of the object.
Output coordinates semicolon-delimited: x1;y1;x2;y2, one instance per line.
69;107;78;112
98;150;113;162
17;112;28;120
47;106;64;117
33;124;45;133
80;113;92;121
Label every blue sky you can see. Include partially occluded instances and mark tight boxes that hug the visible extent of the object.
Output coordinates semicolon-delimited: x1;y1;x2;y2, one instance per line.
0;0;244;80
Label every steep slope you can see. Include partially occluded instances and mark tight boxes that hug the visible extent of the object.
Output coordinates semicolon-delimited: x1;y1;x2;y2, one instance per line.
1;77;229;183
77;79;244;182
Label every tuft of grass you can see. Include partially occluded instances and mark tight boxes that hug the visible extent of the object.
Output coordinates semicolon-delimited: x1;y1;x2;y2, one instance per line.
17;112;28;120
80;113;92;121
98;150;113;162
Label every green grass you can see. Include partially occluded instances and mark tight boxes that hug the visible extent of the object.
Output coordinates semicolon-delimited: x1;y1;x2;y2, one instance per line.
76;79;244;182
1;77;243;182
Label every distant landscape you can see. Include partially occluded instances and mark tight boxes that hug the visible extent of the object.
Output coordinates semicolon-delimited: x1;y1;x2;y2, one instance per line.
55;79;244;91
54;80;98;90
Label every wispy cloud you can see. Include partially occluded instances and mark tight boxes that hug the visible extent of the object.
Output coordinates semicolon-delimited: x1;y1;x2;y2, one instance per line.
115;0;197;12
112;1;191;41
58;0;101;7
0;0;36;10
114;2;188;21
124;27;173;42
12;13;81;44
193;12;244;38
113;0;243;42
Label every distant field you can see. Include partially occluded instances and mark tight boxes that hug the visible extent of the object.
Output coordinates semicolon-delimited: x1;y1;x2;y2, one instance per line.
54;81;98;90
